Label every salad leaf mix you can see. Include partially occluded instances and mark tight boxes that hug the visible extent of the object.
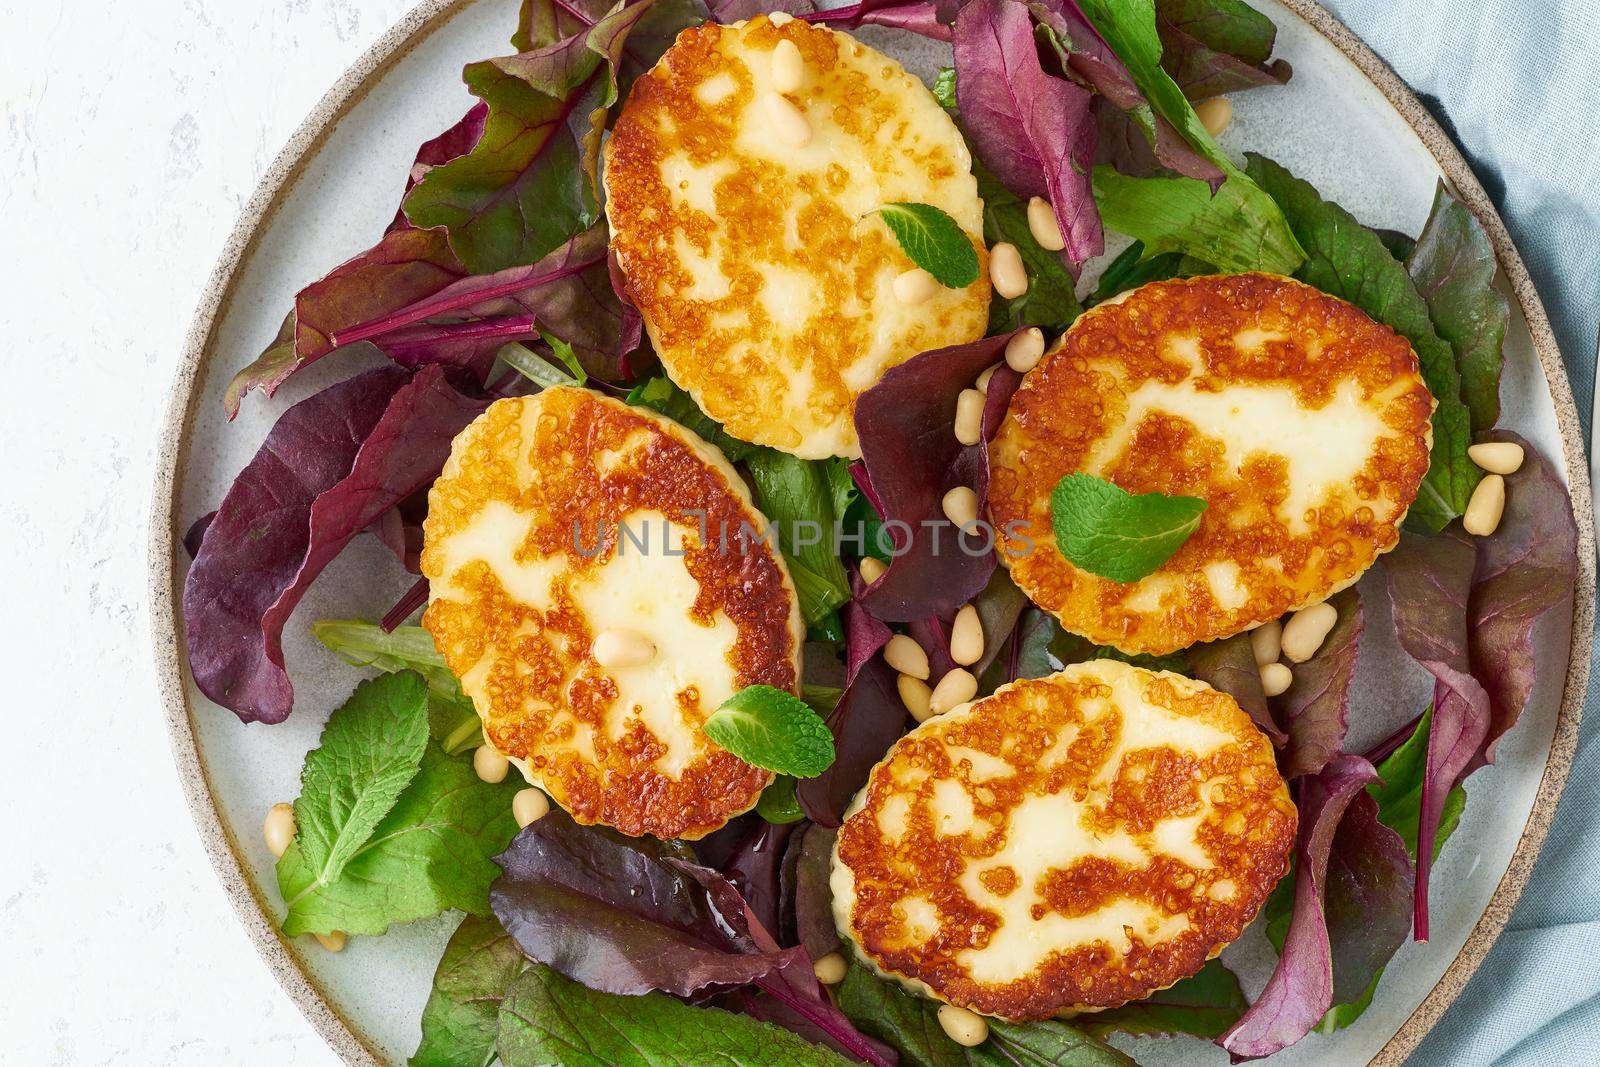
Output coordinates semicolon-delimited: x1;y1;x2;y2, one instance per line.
179;0;1580;1063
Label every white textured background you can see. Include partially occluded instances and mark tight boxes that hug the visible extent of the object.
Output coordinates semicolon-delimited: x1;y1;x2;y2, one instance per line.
0;2;409;1062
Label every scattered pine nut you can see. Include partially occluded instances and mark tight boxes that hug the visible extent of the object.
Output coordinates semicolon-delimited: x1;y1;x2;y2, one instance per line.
1004;327;1045;372
884;634;930;680
315;931;347;953
473;745;510;784
1026;196;1066;251
989;242;1028;299
1196;96;1233;137
938;1004;990;1047
771;39;805;94
1281;603;1337;663
898;673;934;721
592;628;656;668
1467;442;1524;475
263;803;296;859
942;486;978;528
812;952;848;985
1260;662;1293;697
1463;473;1507;536
1249;620;1282;667
860;557;887;584
764;93;812;147
513;788;551;828
929;668;978;715
893;267;939;305
950;605;984;666
954;388;985;445
768;10;794;24
976;363;1000;392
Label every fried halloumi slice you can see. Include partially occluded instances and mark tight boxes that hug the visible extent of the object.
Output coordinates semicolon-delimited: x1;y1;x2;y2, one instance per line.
832;661;1295;1020
420;388;804;840
603;16;989;459
988;273;1434;655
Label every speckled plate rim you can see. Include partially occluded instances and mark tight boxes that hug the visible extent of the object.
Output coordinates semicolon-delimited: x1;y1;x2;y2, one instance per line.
146;2;1595;1064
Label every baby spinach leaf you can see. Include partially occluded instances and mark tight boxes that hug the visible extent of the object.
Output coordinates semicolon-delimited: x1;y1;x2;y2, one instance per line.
496;963;852;1067
411;914;527;1067
756;775;806;824
746;450;852;626
705;685;836;778
874;202;981;288
1244;153;1479;530
1079;959;1247;1039
1407;181;1508;433
278;742;523;936
285;672;430;897
1050;472;1207;582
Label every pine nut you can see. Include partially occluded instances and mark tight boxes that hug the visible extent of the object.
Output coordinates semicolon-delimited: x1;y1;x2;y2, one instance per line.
1196;96;1233;137
893;267;939;305
1281;603;1338;663
860;556;887;584
976;364;999;392
1004;327;1045;372
592;628;655;668
930;668;978;715
884;634;930;679
315;931;347;953
1026;196;1066;252
513;788;551;828
955;388;985;445
263;803;296;859
1249;620;1282;667
950;605;984;666
942;486;978;528
764;93;811;148
898;673;933;721
1468;442;1524;475
813;952;848;985
473;744;510;784
989;242;1028;299
938;1004;989;1047
1259;661;1293;697
1463;473;1507;536
771;39;805;93
768;10;793;24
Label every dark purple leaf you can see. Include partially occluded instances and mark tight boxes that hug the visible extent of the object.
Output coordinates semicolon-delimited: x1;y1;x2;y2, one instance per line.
182;511;216;560
1153;0;1290;102
907;615;955;681
183;366;409;721
954;0;1102;269
1218;754;1379;1060
1323;790;1413;1006
1274;587;1362;778
791;824;841;961
802;0;953;40
1468;432;1578;765
721;819;801;939
1189;632;1285;746
798;656;905;828
707;0;817;20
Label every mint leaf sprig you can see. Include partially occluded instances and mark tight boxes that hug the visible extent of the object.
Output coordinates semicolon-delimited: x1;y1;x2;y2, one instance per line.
1050;473;1207;583
703;685;836;778
873;202;981;288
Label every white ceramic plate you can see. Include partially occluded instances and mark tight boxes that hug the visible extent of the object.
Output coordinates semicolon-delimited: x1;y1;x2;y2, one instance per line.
150;2;1595;1063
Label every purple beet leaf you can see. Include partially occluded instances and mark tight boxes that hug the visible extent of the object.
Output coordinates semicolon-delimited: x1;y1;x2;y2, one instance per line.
954;0;1102;270
790;824;842;961
184;366;409;721
1189;632;1285;746
1322;789;1413;1007
1153;0;1290;103
389;103;491;232
803;0;954;40
1217;754;1379;1059
1274;587;1362;779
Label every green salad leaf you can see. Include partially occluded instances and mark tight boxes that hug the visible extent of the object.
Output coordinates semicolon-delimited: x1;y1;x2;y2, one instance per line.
1245;154;1480;530
625;376;759;462
411;915;527;1067
312;620;482;754
496;963;852;1066
1088;240;1186;305
746;449;853;626
703;685;836;778
837;963;1134;1066
1078;958;1247;1039
755;775;806;824
976;167;1084;332
1406;182;1509;433
499;337;585;388
875;202;981;288
1050;473;1207;582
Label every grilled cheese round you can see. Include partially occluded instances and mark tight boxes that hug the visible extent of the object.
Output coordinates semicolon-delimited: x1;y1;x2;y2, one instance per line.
603;16;990;459
420;388;804;839
832;661;1295;1020
988;273;1434;655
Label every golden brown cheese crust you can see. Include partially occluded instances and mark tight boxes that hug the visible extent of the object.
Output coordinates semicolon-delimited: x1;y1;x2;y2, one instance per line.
988;273;1434;655
420;389;802;839
603;17;989;458
833;663;1295;1020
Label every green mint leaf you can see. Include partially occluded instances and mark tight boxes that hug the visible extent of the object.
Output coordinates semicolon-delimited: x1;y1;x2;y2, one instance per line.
837;962;1135;1066
1244;154;1480;531
411;915;527;1067
1050;473;1206;582
755;776;805;824
1078;959;1247;1040
932;66;957;110
703;685;836;778
311;620;483;753
284;672;430;896
496;963;852;1066
278;743;523;937
873;202;980;288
